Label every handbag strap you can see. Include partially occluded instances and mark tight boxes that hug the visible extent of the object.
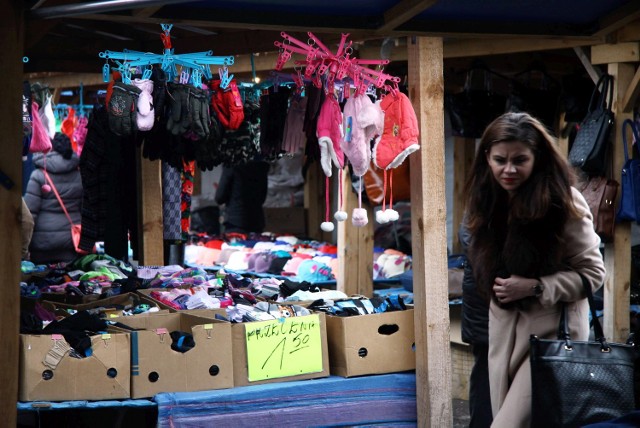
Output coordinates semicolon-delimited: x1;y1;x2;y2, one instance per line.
622;118;640;163
557;273;610;351
587;74;613;114
42;169;74;227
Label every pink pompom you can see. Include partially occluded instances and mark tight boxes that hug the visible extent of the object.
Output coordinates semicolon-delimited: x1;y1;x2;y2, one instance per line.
41;183;51;193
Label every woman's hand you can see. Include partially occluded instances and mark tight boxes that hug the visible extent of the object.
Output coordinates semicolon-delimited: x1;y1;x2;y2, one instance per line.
493;275;539;304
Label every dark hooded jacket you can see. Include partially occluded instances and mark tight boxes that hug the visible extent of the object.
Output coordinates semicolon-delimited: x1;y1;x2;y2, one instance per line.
24;150;82;264
459;222;489;346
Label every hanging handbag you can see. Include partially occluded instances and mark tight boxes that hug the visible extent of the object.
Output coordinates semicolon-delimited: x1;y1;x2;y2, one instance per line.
578;176;619;243
43;170;87;255
616;118;640;223
530;274;636;428
444;64;507;139
567;74;614;176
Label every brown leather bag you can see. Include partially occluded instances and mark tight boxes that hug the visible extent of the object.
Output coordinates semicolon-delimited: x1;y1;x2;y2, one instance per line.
579;176;619;243
362;160;411;205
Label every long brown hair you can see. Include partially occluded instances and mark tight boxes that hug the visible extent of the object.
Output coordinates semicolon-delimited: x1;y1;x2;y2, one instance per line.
464;112;580;298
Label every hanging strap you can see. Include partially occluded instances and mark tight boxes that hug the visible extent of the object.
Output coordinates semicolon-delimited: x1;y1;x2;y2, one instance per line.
43;170;74;227
622;118;640;163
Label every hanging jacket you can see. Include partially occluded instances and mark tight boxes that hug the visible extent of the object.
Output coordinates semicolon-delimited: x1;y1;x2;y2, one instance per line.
24;151;82;264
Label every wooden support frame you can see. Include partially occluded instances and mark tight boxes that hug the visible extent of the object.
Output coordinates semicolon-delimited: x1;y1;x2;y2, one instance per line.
336;169;374;296
604;62;635;343
138;155;164;266
0;2;23;425
451;137;475;253
407;36;452;427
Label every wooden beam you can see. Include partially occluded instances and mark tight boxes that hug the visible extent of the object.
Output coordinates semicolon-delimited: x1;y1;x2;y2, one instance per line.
377;0;437;33
591;42;640;65
0;1;23;425
616;18;640;42
594;0;640;38
138;156;164;266
451;137;474;254
133;6;162;18
23;72;105;89
604;62;634;343
621;65;640;113
572;46;602;85
408;36;452;427
444;37;600;58
337;169;374;297
304;161;332;242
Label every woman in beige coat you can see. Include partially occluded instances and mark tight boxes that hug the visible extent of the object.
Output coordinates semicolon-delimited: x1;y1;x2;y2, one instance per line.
464;112;605;428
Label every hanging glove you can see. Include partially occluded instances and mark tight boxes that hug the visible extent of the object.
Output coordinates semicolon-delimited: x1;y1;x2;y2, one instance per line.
194;111;224;171
166;83;190;136
151;67;167;120
188;86;210;140
108;82;141;137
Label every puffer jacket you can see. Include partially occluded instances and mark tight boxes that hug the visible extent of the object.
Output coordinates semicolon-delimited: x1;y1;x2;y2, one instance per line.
24;151;82;264
459;222;489;346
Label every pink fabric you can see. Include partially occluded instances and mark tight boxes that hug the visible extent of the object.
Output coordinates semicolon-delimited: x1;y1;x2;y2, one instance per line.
29;102;52;154
373;92;420;170
316;95;344;177
340;95;373;177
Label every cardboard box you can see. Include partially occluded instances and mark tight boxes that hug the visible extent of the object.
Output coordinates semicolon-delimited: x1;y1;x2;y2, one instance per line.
42;292;162;318
112;312;233;398
325;309;415;377
19;332;130;401
263;207;307;235
232;312;330;387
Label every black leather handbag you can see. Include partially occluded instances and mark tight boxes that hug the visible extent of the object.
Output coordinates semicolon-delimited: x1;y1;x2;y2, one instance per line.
530;274;636;428
445;65;507;139
567;74;614;176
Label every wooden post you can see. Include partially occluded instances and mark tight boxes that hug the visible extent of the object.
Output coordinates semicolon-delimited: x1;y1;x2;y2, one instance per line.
604;62;634;343
304;161;332;242
0;1;24;425
337;169;374;296
408;36;452;427
138;156;164;266
451;137;475;253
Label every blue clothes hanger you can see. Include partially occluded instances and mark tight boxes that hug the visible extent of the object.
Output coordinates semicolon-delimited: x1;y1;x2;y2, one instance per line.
99;23;235;88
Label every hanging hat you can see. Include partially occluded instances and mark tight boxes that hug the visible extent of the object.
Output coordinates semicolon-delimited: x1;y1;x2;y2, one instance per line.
373;92;419;170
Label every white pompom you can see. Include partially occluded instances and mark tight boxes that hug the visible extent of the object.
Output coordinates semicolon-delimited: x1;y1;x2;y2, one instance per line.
320;221;335;232
352;208;368;227
386;209;399;222
334;210;348;222
376;210;389;224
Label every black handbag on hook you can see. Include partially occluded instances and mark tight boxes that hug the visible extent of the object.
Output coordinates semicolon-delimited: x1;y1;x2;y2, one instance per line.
567;74;614;176
445;62;507;139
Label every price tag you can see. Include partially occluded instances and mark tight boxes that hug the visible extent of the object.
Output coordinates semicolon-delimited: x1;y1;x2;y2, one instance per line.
245;314;323;381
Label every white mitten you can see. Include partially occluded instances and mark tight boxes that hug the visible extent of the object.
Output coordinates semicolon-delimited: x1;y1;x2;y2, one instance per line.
132;78;154;131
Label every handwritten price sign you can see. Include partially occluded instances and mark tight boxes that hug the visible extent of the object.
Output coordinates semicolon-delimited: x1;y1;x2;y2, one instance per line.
245;314;323;381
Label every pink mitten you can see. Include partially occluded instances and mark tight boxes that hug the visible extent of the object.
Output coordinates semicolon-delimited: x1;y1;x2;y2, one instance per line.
340;95;371;177
132;78;154;131
316;95;344;177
